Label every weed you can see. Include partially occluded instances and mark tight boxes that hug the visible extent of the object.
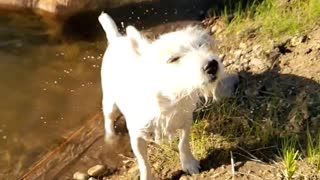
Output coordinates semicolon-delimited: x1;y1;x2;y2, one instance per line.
281;135;300;179
307;130;320;170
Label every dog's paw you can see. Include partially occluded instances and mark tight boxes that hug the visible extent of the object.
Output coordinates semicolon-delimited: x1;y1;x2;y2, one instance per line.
181;159;200;175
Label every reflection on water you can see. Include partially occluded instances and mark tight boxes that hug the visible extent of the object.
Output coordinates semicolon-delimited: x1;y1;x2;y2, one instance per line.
0;12;105;178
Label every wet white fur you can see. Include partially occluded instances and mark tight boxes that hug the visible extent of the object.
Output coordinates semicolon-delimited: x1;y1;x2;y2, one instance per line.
99;12;227;180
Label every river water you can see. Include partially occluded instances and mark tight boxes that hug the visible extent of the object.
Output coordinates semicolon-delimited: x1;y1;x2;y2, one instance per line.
0;12;106;178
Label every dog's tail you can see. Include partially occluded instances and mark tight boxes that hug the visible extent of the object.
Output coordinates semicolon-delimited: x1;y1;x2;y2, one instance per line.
98;12;120;42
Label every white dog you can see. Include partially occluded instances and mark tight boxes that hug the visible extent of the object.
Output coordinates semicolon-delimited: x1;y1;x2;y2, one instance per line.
98;12;237;180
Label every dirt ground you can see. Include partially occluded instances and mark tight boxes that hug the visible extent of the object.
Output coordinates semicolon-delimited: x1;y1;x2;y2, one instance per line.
26;19;320;180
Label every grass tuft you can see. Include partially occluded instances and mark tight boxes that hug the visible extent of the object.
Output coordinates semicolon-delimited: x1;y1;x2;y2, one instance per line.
281;135;300;179
307;130;320;170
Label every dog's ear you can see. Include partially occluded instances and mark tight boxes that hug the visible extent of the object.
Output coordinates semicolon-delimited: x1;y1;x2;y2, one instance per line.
126;26;147;55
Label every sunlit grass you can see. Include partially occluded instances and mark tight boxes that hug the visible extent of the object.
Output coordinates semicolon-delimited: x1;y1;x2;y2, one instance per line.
210;0;320;44
281;136;300;179
307;130;320;170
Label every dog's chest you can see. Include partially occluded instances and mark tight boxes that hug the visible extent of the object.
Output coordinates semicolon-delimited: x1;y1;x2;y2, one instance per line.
143;96;197;143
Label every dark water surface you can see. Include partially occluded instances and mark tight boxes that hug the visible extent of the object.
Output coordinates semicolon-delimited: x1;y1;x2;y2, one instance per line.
0;12;106;178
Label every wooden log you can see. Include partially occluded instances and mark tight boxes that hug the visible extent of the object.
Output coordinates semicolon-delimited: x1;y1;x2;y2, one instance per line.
20;112;104;180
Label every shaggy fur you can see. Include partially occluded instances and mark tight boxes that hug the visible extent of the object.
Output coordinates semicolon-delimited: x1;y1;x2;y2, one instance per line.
98;12;236;180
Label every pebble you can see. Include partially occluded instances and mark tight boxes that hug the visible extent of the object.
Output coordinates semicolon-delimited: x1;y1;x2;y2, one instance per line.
87;164;106;177
249;58;266;69
234;49;243;59
73;171;89;180
88;177;97;180
211;25;217;34
239;42;247;49
290;36;303;46
253;45;263;55
219;54;226;60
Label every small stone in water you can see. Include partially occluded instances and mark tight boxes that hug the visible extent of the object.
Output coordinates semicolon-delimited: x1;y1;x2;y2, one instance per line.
73;171;89;180
87;164;106;177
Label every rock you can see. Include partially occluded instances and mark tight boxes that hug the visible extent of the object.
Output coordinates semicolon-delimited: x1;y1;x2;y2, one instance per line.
249;58;267;70
211;25;218;34
219;54;226;61
239;42;247;49
234;49;243;59
290;36;307;46
88;177;97;180
267;51;281;62
252;45;263;55
87;164;106;177
242;58;250;64
73;171;89;180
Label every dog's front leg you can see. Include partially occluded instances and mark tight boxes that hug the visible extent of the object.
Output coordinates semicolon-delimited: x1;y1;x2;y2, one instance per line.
130;136;154;180
102;96;121;144
179;123;200;174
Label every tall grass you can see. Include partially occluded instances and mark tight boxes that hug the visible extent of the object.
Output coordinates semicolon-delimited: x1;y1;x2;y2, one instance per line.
307;130;320;170
214;0;320;41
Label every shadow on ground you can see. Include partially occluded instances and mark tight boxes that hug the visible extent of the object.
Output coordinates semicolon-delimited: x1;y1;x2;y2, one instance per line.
182;65;320;179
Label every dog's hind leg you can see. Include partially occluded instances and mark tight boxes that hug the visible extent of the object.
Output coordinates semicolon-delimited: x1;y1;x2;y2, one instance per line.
102;96;118;142
179;119;200;175
130;136;154;180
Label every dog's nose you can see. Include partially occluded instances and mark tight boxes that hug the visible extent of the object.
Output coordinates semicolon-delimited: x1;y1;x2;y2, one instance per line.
203;60;218;76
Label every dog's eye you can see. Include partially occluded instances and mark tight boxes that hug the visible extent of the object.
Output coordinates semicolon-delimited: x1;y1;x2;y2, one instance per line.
167;56;180;63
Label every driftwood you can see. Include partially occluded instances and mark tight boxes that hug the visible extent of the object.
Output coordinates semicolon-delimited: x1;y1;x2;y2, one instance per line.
20;112;104;180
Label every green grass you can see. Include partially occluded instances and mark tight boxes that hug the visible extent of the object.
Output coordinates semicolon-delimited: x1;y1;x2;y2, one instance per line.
307;130;320;170
281;136;300;179
211;0;320;45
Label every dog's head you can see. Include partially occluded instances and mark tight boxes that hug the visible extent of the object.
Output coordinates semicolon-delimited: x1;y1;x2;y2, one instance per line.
125;26;238;100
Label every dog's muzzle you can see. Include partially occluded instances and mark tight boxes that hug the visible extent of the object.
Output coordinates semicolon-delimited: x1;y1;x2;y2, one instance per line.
203;59;218;81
